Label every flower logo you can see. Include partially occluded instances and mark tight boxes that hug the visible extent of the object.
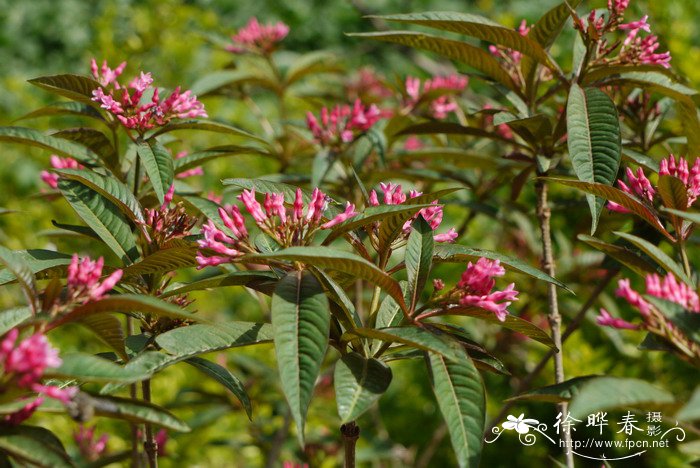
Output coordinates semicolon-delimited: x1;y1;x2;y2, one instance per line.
502;414;540;434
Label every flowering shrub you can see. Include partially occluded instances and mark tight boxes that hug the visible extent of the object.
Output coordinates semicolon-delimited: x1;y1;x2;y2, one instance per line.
0;1;698;467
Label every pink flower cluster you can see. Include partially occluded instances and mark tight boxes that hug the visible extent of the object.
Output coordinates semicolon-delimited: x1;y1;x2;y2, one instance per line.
226;17;289;54
489;20;531;86
66;254;123;304
368;182;457;243
597;273;700;330
456;258;519;321
91;59;207;133
40;155;83;189
0;329;77;425
141;185;196;247
618;15;671;68
405;74;468;119
74;425;109;462
197;188;358;268
608;155;700;213
306;99;382;148
346;68;393;102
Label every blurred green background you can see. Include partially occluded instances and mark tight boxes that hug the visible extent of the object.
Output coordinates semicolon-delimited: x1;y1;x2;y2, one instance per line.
1;0;698;466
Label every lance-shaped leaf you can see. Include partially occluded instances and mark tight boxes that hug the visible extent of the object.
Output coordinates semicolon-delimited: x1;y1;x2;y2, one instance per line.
0;307;32;335
175;145;270;173
349;32;518;93
155;321;273;355
676;387;700;422
578;234;658;277
160;271;278;298
245;247;408;314
16;101;103;122
0;126;98;162
80;393;191;432
58;178;139;263
601;71;697;100
0;426;72;468
677;99;700;156
371;12;551;65
506;375;600;403
47;353;151;383
428;306;556;349
136;138;174;205
335;352;392;423
406;217;434;311
284;51;341;85
189;69;261;95
566;84;622;233
614;231;693;286
79;313;127;359
347;327;463;361
568;377;675;420
57;169;145;223
150;119;265;143
546;177;673;241
0;250;73;286
52;128;117;168
271;271;330;444
645;296;700;344
0;246;37;311
433;244;569;291
657;175;688;211
185;357;252;420
397;121;523;146
51;294;202;329
121;244;198;277
311;268;363;332
660;208;700;224
28;74;101;104
427;347;485;468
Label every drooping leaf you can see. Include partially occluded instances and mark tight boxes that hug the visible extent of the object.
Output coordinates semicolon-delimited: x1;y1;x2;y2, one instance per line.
397;121;521;146
348;327;463;361
155;321;273;355
546;177;673;241
150;120;264;143
28;74;101;104
83;393;191;432
78;313;127;359
334;352;392;423
189;70;260;95
245;247;408;314
566;84;622;233
284;51;341;85
677;99;700;156
0;246;37;311
52;128;117;168
0;307;32;335
47;353;151;383
350;32;518;92
136;138;174;205
433;244;569;291
0;126;98;162
0;249;73;286
427;347;485;468
185;357;252;420
121;244;198;277
657;175;689;211
578;234;658;276
57;169;145;223
406;217;434;311
676;387;700;422
568;377;675;420
602;71;697;100
506;375;599;403
660;207;700;224
311;268;363;331
0;426;72;468
174;145;270;173
614;231;692;286
271;271;330;444
16;101;103;122
160;271;278;298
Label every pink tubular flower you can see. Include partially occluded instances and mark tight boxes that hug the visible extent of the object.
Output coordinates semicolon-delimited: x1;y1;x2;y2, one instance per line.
596;308;639;330
608;0;630;15
67;255;123;303
607;167;656;213
306;99;383;148
90;60;206;133
175;151;203;179
615;273;700;320
659;154;700;205
368;183;456;243
404;74;468;119
321;202;358;229
40;155;83;189
226;17;289;54
74;425;109;462
403;136;424;151
456;258;519;321
346;68;392;102
155;429;168;457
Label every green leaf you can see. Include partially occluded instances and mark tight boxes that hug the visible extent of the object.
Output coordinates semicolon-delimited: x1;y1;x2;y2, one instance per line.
52;128;117;168
348;326;463;361
528;0;582;49
0;249;73;286
84;393;191;432
546;177;672;241
189;70;260;95
0;246;37;311
121;244;197;277
28;74;101;104
660;207;700;224
397;121;521;146
433;306;556;348
284;51;341;85
432;244;569;291
614;231;693;286
566;84;622;234
677;99;700;156
427;347;485;468
371;11;551;65
16;101;103;122
53;294;202;328
58;179;139;263
174;145;269;173
0;426;72;468
644;296;700;344
578;234;658;277
602;71;697;100
155;321;272;355
622;147;659;173
568;377;675;420
150;120;264;143
334;352;392;423
506;375;599;403
185;357;252;420
271;271;330;444
676;387;700;422
0;307;32;335
160;271;278;298
57;169;145;223
47;353;150;383
78;313;127;359
244;247;408;315
0;126;98;162
406;217;434;312
311;268;363;331
136;138;174;205
350;32;518;93
657;175;688;211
